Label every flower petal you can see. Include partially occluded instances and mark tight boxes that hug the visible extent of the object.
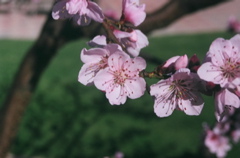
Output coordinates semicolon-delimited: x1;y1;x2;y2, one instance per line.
208;38;232;66
113;30;132;39
154;99;176;117
123;0;146;26
81;48;108;63
52;0;71;20
78;62;97;85
215;89;240;121
124;78;146;99
179;98;204;116
87;1;104;23
106;84;127;105
94;68;113;91
197;62;222;83
74;14;91;26
230;34;240;52
108;52;129;71
125;56;146;73
88;35;107;47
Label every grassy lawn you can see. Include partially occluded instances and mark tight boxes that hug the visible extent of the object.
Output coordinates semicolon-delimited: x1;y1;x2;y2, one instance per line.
0;32;239;158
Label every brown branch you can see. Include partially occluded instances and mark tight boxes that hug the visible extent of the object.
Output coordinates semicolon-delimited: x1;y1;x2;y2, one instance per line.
0;0;229;157
138;0;229;34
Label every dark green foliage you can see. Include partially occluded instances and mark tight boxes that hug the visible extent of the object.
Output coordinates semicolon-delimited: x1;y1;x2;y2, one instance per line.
0;32;238;158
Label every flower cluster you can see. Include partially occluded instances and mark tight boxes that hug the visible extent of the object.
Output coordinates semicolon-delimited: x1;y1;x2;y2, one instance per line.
197;35;240;121
71;0;148;105
51;1;240;157
204;125;231;158
204;108;240;158
51;0;240;120
52;0;104;25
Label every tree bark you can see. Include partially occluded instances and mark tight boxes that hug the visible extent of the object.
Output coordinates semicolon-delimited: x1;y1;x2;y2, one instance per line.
0;0;228;157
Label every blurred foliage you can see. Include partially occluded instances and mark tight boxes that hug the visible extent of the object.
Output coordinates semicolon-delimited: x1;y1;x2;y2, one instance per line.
1;32;239;158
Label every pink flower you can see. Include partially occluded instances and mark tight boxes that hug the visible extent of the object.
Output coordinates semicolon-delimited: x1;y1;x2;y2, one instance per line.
205;130;231;158
122;0;146;26
150;68;204;117
197;35;240;88
94;52;146;105
78;44;122;85
214;89;240;121
52;0;104;25
113;29;149;57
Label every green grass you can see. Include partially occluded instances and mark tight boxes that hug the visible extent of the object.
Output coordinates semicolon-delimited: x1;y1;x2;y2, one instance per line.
0;32;239;158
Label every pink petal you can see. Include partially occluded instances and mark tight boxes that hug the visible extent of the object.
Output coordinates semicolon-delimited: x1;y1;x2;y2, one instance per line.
150;82;169;96
162;56;180;70
88;35;107;47
124;78;146;99
209;38;232;66
108;53;129;71
150;81;176;117
81;48;108;63
215;89;240;121
113;30;132;39
78;63;96;85
174;54;188;70
124;30;149;57
222;89;240;108
104;44;123;54
154;99;176;117
94;68;114;91
127;47;139;57
106;84;127;105
74;14;91;26
66;0;87;15
179;98;204;116
123;0;146;26
230;34;240;52
135;30;149;47
52;0;71;20
197;62;221;83
125;57;146;73
87;1;104;23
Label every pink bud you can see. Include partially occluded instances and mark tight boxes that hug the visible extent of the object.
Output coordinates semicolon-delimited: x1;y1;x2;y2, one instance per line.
162;56;180;68
174;54;188;70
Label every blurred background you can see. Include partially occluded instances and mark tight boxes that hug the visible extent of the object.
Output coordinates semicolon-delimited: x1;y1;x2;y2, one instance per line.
0;0;240;158
1;0;240;39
